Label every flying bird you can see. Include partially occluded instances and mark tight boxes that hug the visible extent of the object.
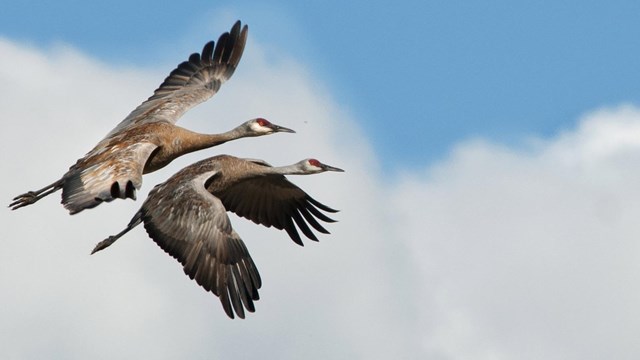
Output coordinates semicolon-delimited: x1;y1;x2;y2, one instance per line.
91;155;344;319
10;21;294;214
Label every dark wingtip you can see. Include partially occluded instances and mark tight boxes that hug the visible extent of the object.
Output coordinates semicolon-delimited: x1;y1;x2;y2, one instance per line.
284;222;305;246
307;196;339;213
231;20;248;34
231;20;242;34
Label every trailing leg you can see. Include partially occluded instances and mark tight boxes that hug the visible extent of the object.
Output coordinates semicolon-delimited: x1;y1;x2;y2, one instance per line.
90;211;143;254
9;179;64;210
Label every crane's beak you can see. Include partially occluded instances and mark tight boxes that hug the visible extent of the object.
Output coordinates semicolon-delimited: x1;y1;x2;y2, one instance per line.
321;163;345;172
270;124;296;133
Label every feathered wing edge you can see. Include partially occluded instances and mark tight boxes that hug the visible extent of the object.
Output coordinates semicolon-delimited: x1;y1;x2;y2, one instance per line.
104;21;248;137
214;175;339;246
139;171;261;319
142;216;261;319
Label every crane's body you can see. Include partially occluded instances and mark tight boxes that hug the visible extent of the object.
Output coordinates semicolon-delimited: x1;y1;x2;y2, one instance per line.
91;155;344;319
10;21;294;214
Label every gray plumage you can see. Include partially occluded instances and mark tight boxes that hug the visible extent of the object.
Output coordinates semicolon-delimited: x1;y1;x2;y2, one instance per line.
91;155;344;319
10;21;295;214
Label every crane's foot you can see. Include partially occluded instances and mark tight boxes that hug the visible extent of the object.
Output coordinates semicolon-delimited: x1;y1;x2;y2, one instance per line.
10;181;63;211
90;236;117;255
9;191;38;210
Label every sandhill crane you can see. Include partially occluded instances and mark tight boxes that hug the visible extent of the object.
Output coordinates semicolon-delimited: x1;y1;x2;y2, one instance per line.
10;21;294;214
90;155;344;319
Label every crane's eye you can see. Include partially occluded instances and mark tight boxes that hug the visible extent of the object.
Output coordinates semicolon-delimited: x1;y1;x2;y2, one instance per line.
256;118;271;127
308;159;321;167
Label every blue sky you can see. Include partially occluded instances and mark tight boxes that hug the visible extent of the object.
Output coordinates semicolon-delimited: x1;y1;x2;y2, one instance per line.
6;2;640;359
6;1;640;170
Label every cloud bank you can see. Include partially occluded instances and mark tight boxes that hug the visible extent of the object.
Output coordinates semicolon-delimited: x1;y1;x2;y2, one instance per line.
2;35;640;359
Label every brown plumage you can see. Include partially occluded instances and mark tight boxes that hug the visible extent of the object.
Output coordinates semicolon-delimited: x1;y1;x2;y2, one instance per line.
90;155;344;319
10;21;294;214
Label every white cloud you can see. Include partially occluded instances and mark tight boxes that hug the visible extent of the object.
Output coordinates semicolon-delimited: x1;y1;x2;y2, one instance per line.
393;107;640;359
2;33;640;360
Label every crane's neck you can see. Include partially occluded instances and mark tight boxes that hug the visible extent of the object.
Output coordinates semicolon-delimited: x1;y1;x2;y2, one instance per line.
214;163;308;189
144;126;249;174
183;127;250;152
261;164;310;176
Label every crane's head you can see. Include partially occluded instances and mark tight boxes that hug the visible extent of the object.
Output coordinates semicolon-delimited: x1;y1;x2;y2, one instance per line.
298;158;345;174
244;118;295;136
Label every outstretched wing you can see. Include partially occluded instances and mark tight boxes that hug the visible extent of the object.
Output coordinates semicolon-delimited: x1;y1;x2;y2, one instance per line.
213;174;339;246
105;21;248;138
141;171;261;319
61;141;157;214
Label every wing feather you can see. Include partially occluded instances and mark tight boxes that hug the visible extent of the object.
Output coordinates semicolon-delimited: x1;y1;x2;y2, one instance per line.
141;170;261;319
104;21;248;138
213;175;338;246
298;206;330;234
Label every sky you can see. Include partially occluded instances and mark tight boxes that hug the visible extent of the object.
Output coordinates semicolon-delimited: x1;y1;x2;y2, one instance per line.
3;1;640;359
5;1;640;170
